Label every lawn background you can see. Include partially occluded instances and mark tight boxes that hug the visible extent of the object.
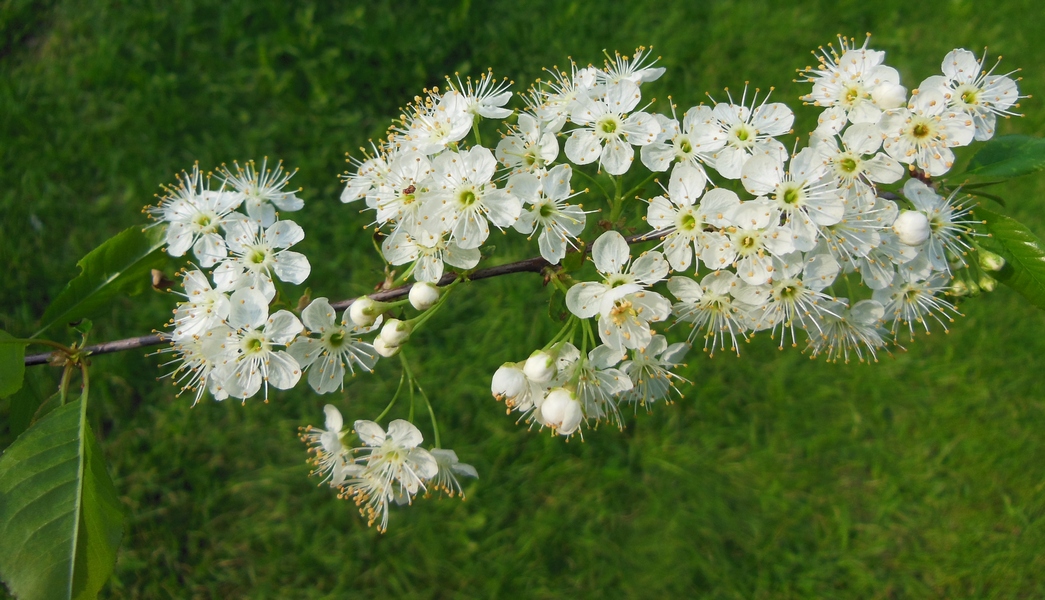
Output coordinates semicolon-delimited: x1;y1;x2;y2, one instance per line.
2;0;1045;597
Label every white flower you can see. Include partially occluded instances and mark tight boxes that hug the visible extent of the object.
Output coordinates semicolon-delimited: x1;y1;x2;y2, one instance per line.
564;80;659;175
496;113;560;174
598;46;665;86
288;298;380;394
213;219;311;301
446;70;513;119
342;419;438;531
872;271;960;338
806;299;888;363
508;165;587;265
491;362;544;412
536;62;599;133
300;405;350;486
640;108;715;174
341;147;392;205
149;164;246;267
741;148;845;252
209;287;303;401
618;335;689;408
572;344;632;430
371;151;433;235
811;124;904;206
523;350;557;383
735;253;842;348
893;210;931;246
799;35;905;132
566;231;670;353
419;146;521;248
392;90;474;155
667;271;751;356
646;165;713;271
689;89;794;179
219;159;304;228
880;88;976;176
721;198;795;285
170;269;231;341
428;448;479;498
901;179;977;272
157;327;230;405
381;229;481;284
817;197;897;267
920;49;1021;141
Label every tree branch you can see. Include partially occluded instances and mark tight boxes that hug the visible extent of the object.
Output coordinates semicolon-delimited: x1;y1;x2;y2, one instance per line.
23;230;664;367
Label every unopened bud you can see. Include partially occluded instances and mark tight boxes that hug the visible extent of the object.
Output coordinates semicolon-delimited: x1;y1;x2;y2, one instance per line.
540;388;583;435
979;275;998;292
950;280;970;297
893;210;931;246
350;297;383;327
967;280;981;297
409;282;441;311
491;363;526;401
872;82;907;109
373;336;401;357
523;351;556;383
379;318;412;347
978;250;1006;272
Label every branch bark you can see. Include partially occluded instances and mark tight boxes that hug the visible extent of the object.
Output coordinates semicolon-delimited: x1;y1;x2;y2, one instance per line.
23;230;664;367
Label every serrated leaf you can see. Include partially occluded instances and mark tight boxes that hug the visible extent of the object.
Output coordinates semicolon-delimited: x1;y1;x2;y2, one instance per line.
36;226;167;337
976;205;1045;311
963;135;1045;180
0;330;26;397
0;399;125;600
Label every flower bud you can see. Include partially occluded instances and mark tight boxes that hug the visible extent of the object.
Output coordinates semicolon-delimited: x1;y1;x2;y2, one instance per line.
540;388;583;435
523;351;556;383
373;336;401;357
350;297;382;327
950;280;969;297
409;282;441;311
892;210;931;246
967;280;981;297
979;250;1006;272
979;275;998;292
871;82;907;109
491;363;526;402
379;318;412;347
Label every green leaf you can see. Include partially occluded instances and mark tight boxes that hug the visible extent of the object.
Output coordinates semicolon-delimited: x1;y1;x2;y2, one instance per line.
975;205;1045;311
36;226;167;337
0;330;26;398
0;400;125;600
963;135;1045;180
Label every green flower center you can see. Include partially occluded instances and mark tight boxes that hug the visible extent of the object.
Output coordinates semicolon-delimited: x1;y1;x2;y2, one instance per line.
599;117;618;134
778;185;802;205
524;151;537;166
459;189;477;206
912;123;931;138
839;157;858;173
679;213;697;231
539;202;555;218
249;249;268;265
680;139;693;154
740;234;757;249
328;331;346;348
735;126;750;142
607;274;631;288
961;89;980;105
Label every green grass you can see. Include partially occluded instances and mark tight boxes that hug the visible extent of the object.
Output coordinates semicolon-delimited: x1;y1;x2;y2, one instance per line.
3;0;1045;597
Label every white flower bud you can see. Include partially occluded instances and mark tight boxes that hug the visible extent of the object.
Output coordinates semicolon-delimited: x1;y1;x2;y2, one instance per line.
950;280;970;297
379;318;412;347
893;210;931;246
523;351;556;383
871;82;907;109
373;336;401;357
408;282;441;311
979;250;1006;272
350;297;380;327
979;275;998;292
540;388;583;435
491;364;526;401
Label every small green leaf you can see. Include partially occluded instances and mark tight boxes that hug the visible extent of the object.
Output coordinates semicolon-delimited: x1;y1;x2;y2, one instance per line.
976;205;1045;311
963;135;1045;180
36;226;167;337
0;400;125;600
0;330;26;397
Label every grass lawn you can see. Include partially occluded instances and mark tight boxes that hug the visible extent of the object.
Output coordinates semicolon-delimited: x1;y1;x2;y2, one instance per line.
2;0;1045;597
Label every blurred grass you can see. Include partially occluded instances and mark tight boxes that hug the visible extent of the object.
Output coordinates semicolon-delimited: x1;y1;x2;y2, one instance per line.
2;0;1045;597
